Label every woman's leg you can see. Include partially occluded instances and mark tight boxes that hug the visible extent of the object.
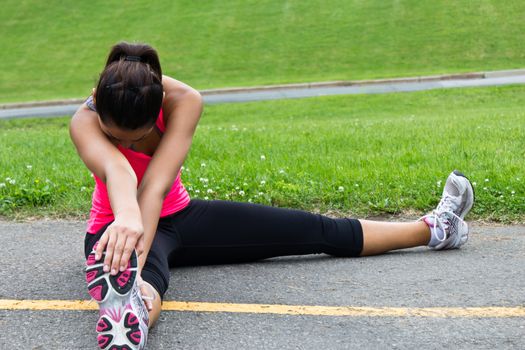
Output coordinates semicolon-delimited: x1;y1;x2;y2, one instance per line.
359;220;430;256
167;201;431;265
166;199;363;266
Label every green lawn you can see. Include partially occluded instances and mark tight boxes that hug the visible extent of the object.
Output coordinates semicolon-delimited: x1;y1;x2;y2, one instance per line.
1;0;525;103
1;85;524;222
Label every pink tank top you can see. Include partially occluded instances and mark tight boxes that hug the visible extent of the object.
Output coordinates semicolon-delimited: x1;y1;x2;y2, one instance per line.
86;109;191;233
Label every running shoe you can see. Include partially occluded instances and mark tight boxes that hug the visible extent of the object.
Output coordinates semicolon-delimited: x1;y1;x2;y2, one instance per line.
422;170;475;250
86;243;149;350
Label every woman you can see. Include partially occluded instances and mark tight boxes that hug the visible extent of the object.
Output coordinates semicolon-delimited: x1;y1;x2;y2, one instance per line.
71;42;474;350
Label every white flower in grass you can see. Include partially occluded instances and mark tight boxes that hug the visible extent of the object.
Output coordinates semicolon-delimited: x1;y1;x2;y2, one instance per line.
0;183;5;188
511;191;516;195
279;169;285;174
207;189;213;194
260;180;266;186
338;186;344;192
195;189;200;194
258;192;264;196
235;186;240;190
239;190;245;196
485;178;489;182
436;180;442;187
81;186;87;192
5;177;11;181
204;196;209;200
354;184;359;187
483;187;488;191
8;179;16;185
201;163;206;168
472;182;477;186
26;165;32;170
260;155;266;161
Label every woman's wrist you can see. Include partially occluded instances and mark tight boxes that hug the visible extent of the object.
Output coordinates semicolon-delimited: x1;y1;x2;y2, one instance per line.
113;204;142;221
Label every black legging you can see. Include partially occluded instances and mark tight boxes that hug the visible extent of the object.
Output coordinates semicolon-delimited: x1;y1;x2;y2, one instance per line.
85;199;363;299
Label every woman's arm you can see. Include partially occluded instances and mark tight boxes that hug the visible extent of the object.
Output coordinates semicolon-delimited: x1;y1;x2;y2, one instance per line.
70;105;145;275
136;76;203;272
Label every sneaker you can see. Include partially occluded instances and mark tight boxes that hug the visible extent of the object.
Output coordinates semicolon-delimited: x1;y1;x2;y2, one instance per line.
86;242;149;350
423;170;475;250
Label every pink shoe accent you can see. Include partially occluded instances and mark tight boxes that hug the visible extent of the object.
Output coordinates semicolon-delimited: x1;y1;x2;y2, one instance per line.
117;271;131;288
86;270;98;283
104;307;125;323
89;285;103;301
128;330;142;344
96;317;112;333
97;334;113;348
125;312;139;326
87;254;97;266
423;216;436;228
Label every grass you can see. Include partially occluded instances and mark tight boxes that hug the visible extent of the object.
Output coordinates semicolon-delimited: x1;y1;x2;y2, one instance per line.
2;0;525;103
1;85;524;222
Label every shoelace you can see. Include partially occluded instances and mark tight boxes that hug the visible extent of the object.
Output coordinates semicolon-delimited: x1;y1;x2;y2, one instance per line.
435;194;458;215
427;209;464;243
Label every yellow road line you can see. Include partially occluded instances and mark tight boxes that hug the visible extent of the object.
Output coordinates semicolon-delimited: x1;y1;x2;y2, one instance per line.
0;299;524;318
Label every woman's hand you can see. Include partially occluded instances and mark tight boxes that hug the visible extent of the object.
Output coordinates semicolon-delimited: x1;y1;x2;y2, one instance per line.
95;215;145;275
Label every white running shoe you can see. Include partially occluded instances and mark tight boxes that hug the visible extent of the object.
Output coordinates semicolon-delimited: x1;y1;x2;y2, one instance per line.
86;243;149;350
422;170;475;250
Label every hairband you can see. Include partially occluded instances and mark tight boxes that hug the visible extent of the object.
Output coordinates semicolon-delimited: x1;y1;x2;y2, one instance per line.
105;83;161;93
124;55;142;62
105;84;140;93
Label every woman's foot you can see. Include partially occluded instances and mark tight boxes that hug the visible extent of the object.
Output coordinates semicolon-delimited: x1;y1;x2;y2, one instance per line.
422;170;475;250
86;242;149;349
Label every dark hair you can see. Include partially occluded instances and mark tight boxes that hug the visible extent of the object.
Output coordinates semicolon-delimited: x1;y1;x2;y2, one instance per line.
95;42;163;130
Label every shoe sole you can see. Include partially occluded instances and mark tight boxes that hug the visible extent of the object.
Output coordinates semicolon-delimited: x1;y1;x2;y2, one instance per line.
452;170;475;219
86;243;144;350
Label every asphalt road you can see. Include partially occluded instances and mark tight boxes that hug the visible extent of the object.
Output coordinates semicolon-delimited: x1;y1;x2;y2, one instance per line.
0;220;524;349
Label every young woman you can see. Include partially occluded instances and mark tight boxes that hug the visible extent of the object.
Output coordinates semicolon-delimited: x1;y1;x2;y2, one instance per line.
71;42;474;350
